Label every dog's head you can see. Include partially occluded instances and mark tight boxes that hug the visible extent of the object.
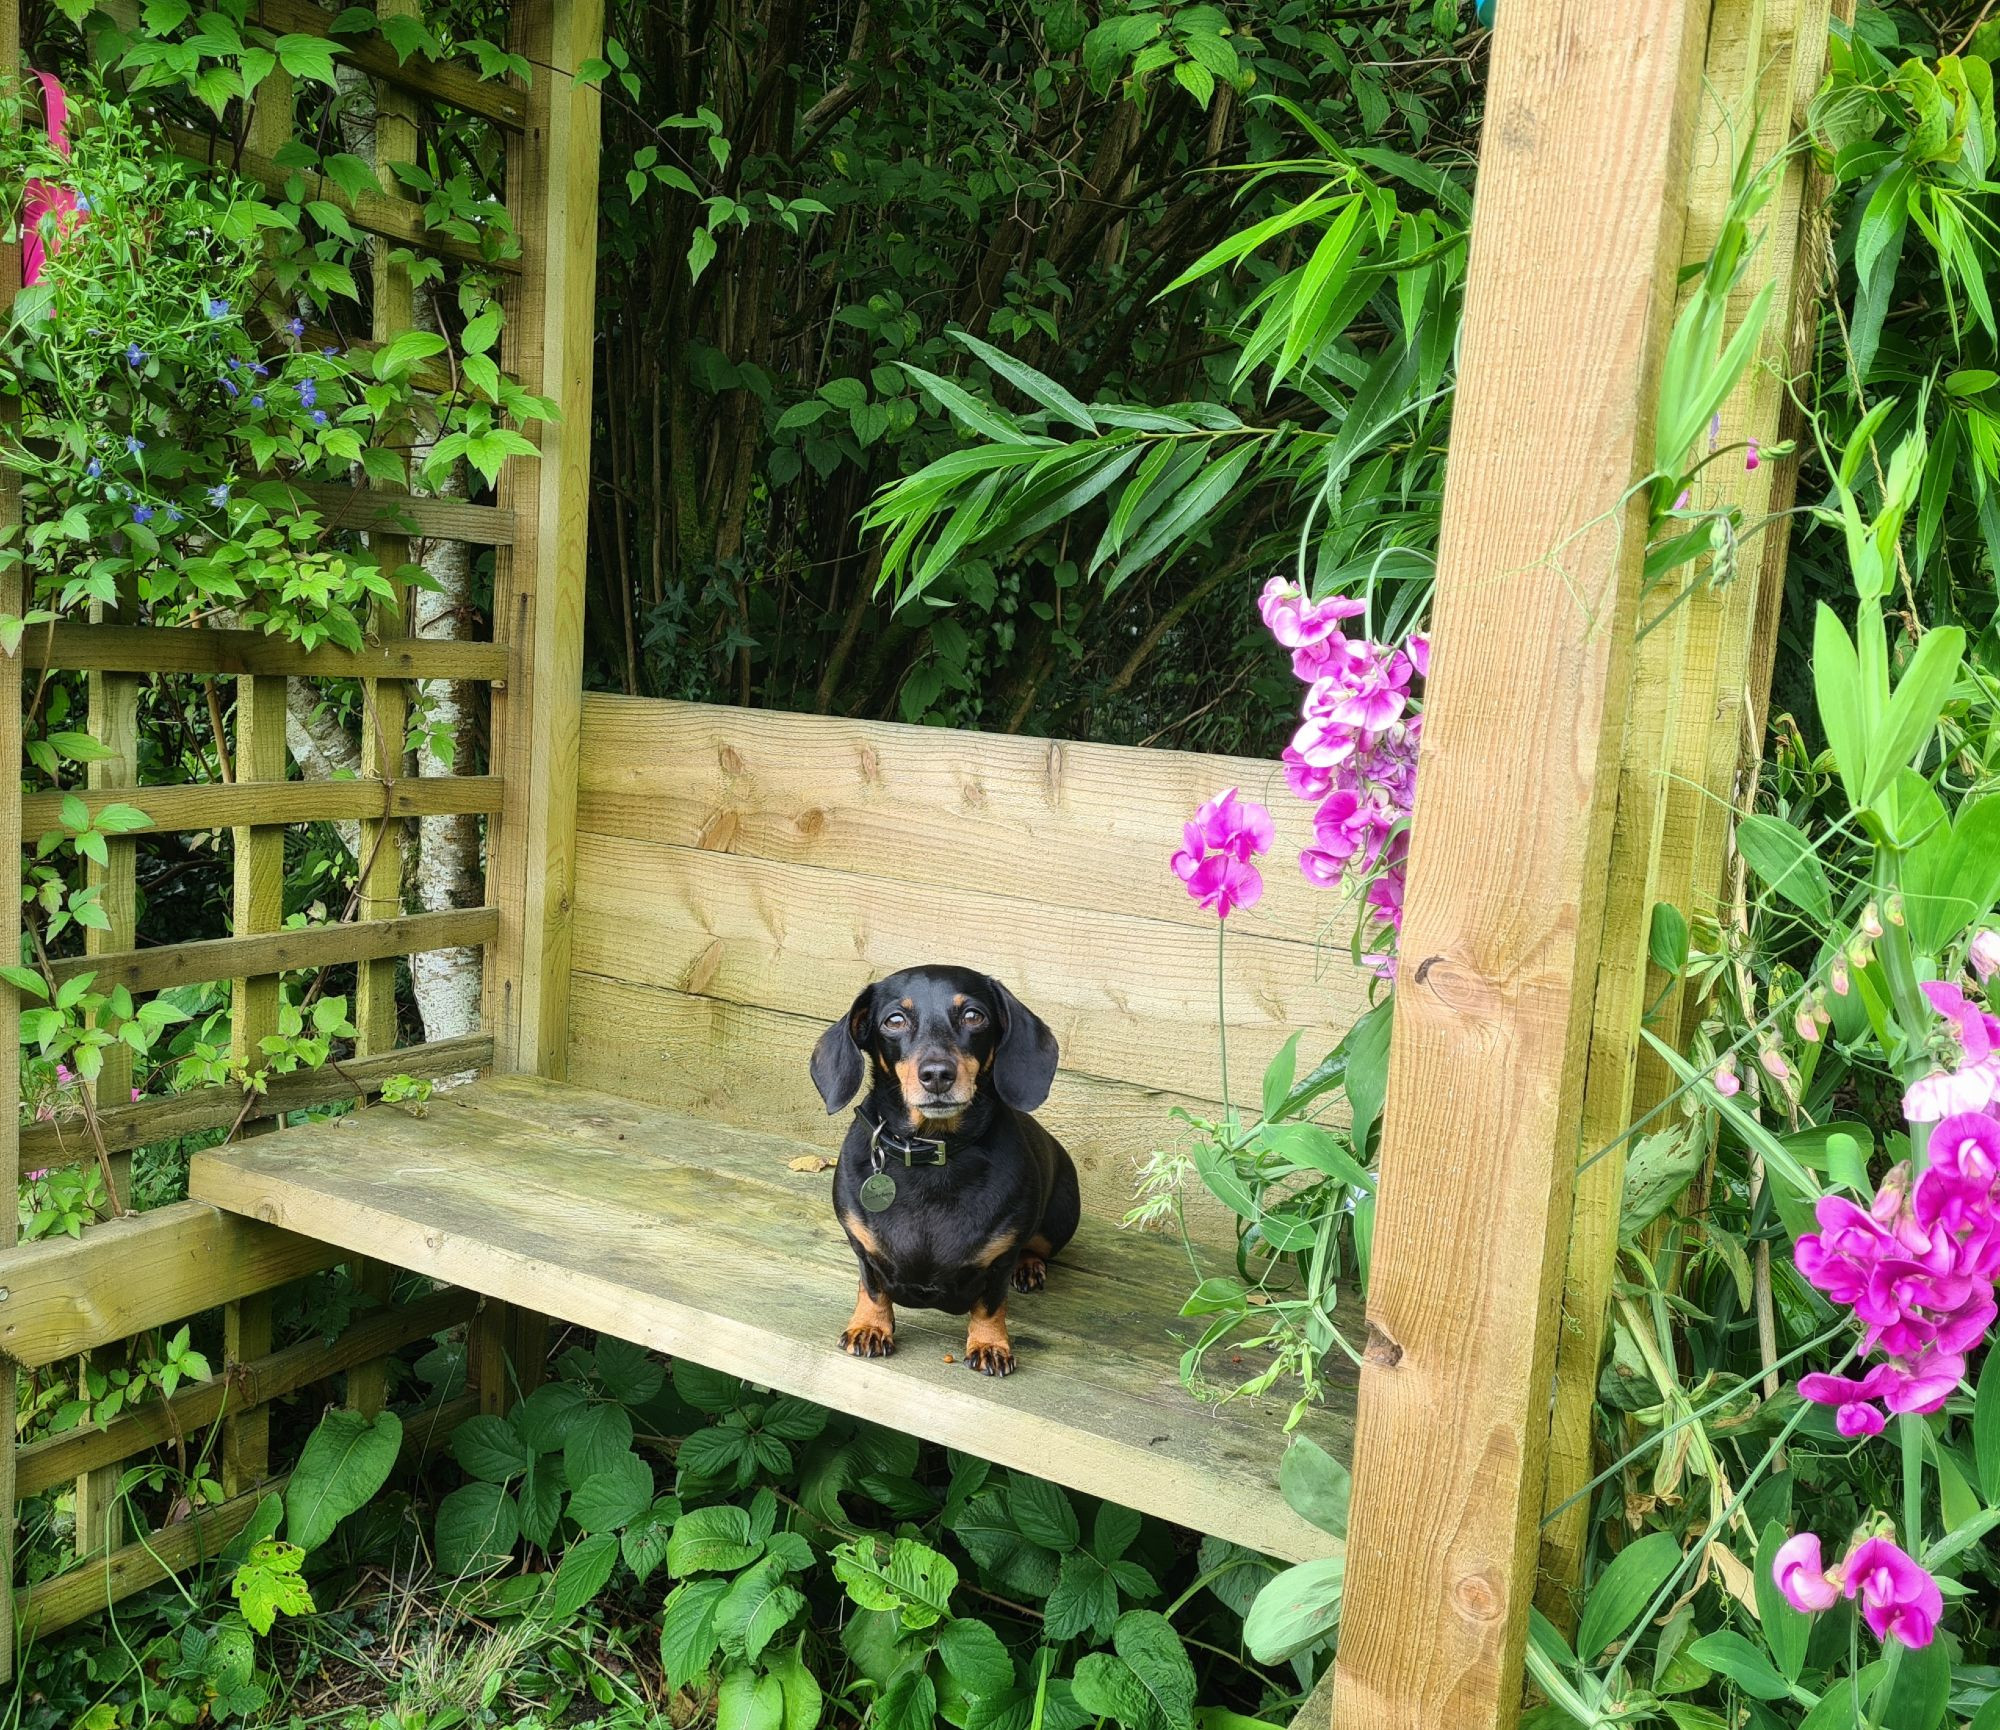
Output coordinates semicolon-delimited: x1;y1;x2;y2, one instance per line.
809;965;1059;1126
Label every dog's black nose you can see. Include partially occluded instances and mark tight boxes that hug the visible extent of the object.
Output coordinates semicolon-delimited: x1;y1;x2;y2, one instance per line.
918;1056;956;1093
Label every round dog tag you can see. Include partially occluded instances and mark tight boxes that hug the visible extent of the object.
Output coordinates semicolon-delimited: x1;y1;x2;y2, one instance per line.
859;1172;898;1213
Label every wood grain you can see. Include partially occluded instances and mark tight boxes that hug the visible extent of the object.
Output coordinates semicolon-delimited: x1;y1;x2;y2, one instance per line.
1330;6;1709;1728
191;1074;1355;1560
576;693;1348;943
483;0;602;1080
570;832;1364;1107
45;906;499;995
0;1203;340;1369
23;623;508;682
20;774;503;836
1535;0;1841;1618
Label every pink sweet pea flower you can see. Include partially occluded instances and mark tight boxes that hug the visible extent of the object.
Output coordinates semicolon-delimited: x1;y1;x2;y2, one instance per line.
1773;1533;1843;1613
1172;790;1272;920
1182;853;1264;920
1798;1362;1898;1436
1191;788;1274;863
1257;577;1363;650
1281;746;1332;802
1407;632;1430;679
1972;929;2000;981
1713;1059;1741;1098
1843;1537;1942;1648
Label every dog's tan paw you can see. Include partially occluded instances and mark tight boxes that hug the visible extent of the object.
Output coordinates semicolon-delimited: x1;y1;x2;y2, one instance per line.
964;1340;1015;1377
841;1324;895;1359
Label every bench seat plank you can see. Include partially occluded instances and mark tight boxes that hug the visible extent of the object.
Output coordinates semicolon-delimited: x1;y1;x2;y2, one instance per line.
189;1074;1354;1563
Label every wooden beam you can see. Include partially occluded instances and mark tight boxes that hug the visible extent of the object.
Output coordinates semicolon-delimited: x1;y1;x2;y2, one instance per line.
16;1288;476;1495
1536;0;1843;1620
485;0;604;1079
285;481;515;545
249;0;529;128
44;905;499;994
0;1203;340;1370
21;775;503;835
1330;5;1710;1727
22;623;507;681
20;1034;493;1165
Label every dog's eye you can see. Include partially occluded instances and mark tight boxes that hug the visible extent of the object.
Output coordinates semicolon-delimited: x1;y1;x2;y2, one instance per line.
960;1006;986;1028
882;1011;909;1032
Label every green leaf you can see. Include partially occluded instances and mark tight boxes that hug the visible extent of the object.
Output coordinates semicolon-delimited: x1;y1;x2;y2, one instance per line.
937;1618;1013;1697
874;1668;939;1730
660;1576;730;1689
1904;795;2000;953
1880;1633;1950;1730
510;1381;587;1452
1577;1532;1683;1662
1734;814;1834;922
569;1451;654;1531
1619;1128;1703;1241
1007;1476;1080;1551
230;1539;315;1634
1193;1141;1259;1220
374;329;448;380
285;1408;402;1551
898;363;1031;445
1683;1631;1790;1701
1260;1032;1302;1123
1242;1555;1343;1664
435;1481;519;1575
1648;902;1689;975
549;1530;620;1620
667;1503;762;1574
765;1644;824;1730
951;330;1097;432
1976;1343;2000;1504
1751;1523;1810;1682
830;1536;959;1629
716;1556;808;1663
451;1414;532;1484
1870;625;1965;804
1278;1436;1350;1538
1073;1611;1198;1730
718;1663;786;1730
1260;1122;1372;1191
563;1401;635;1486
621;1498;680;1584
518;1455;564;1548
1046;1550;1121;1642
275;31;342;84
1814;604;1867;813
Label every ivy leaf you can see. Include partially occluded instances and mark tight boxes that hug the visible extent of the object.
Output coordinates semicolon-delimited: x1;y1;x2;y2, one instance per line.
285;1408;402;1551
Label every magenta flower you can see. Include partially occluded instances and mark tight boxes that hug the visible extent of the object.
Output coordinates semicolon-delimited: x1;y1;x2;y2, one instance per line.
1282;746;1332;802
1798;1363;1897;1435
1172;789;1272;921
1773;1533;1843;1613
1407;632;1430;679
1843;1537;1942;1648
24;1166;48;1183
1258;576;1363;651
1746;437;1761;471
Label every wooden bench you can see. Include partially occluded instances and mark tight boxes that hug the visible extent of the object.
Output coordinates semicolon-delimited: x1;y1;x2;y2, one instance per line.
192;696;1370;1560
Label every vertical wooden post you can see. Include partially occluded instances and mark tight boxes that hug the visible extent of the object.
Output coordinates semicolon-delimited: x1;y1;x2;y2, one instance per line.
1536;0;1842;1616
220;674;287;1496
473;0;601;1409
0;9;23;1686
73;626;140;1559
484;0;602;1082
1330;6;1708;1726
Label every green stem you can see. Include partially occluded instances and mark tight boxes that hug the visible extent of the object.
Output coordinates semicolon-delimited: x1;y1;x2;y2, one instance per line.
1901;1407;1925;1555
1217;915;1231;1124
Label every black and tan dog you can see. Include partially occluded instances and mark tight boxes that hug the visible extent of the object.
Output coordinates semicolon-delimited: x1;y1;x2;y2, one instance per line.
809;965;1080;1376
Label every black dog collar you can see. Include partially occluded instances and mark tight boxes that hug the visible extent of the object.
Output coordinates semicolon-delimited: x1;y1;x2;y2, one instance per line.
865;1114;950;1167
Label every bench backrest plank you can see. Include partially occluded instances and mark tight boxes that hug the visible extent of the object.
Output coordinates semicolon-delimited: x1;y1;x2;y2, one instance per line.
569;694;1375;1228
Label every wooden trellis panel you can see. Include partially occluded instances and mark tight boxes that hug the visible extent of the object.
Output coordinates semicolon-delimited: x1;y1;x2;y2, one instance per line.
0;0;602;1675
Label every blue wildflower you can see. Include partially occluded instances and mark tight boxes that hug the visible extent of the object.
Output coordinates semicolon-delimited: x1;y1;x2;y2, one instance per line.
86;457;101;479
164;506;183;524
321;346;340;358
206;297;230;320
124;435;144;456
286;317;305;339
251;363;268;377
132;504;154;525
251;394;265;409
297;377;318;409
222;377;239;398
75;195;89;213
226;357;240;370
126;343;144;367
207;483;230;509
312;409;328;426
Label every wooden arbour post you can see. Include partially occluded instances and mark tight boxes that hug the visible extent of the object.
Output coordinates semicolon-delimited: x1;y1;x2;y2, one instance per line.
1332;4;1710;1725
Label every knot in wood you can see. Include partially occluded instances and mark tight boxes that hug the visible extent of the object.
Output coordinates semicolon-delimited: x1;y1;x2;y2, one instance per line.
1454;1571;1502;1622
796;807;827;837
718;745;747;777
1362;1320;1403;1369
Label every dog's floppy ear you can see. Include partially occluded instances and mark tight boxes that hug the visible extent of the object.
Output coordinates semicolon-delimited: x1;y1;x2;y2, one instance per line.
988;977;1059;1111
810;984;875;1113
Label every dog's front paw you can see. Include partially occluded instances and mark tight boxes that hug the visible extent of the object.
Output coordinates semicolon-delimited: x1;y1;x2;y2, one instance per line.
841;1324;895;1359
1011;1256;1047;1293
964;1341;1015;1377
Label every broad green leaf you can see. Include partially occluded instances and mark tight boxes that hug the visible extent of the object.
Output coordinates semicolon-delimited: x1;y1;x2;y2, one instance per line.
563;1400;635;1486
1007;1475;1080;1551
1620;1128;1703;1241
1814;604;1867;813
1880;1633;1950;1730
285;1408;402;1551
510;1380;588;1451
549;1530;620;1620
451;1414;531;1484
568;1451;654;1531
1260;1031;1302;1123
718;1663;786;1730
622;1498;680;1584
937;1617;1014;1697
1752;1523;1811;1682
1577;1531;1682;1661
1045;1549;1121;1643
1648;902;1689;975
1904;794;2000;954
1242;1555;1343;1664
1734;814;1834;922
1259;1122;1372;1191
1278;1436;1350;1538
660;1576;730;1690
1977;1343;2000;1504
1683;1631;1789;1701
435;1481;519;1576
1869;625;1964;805
874;1667;939;1730
230;1539;314;1634
830;1535;959;1629
668;1503;762;1574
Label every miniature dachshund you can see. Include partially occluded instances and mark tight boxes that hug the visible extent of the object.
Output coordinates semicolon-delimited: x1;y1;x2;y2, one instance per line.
809;965;1080;1376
